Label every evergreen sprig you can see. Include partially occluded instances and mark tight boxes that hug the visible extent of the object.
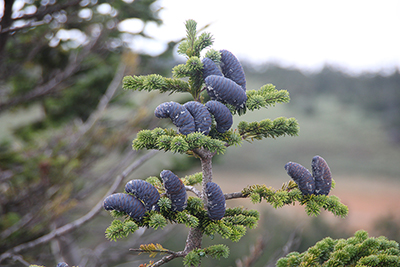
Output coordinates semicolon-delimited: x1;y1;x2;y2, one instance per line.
177;19;213;58
246;84;290;110
208;128;243;147
277;230;400;267
201;207;259;242
105;219;139;241
238;117;299;141
242;183;348;218
122;75;190;94
228;84;290;115
182;172;203;186
132;128;227;154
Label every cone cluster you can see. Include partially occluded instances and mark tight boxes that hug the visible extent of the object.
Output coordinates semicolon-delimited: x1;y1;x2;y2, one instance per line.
154;49;247;134
284;155;332;196
203;49;247;110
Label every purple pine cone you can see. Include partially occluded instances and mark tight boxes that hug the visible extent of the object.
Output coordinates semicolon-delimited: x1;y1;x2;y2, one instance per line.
103;193;146;221
125;179;160;211
202;57;223;80
183;101;212;135
205;100;233;133
160;170;187;212
205;75;247;109
284;162;315;195
311;155;332;195
220;49;246;90
154;101;196;135
206;182;226;220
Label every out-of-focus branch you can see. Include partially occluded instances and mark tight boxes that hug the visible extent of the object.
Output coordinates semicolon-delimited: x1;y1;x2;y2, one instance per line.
0;213;33;240
0;32;101;113
17;0;81;21
0;20;47;34
0;150;158;263
69;62;126;146
236;236;267;267
264;228;301;267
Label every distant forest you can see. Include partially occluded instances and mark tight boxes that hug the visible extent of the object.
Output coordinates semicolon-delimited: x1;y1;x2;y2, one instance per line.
241;63;400;144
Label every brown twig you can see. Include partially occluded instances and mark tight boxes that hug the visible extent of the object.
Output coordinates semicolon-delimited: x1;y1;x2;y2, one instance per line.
185;185;202;198
236;236;267;267
224;191;245;200
149;251;187;267
0;150;158;263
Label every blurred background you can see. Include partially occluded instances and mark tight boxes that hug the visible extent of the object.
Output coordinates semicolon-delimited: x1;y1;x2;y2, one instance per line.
0;0;399;266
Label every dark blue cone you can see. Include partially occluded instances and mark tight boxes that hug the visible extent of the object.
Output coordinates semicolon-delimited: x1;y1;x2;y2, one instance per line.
160;170;187;211
202;57;223;80
154;101;196;135
206;182;226;220
205;100;233;133
220;49;246;90
103;193;146;221
205;75;247;109
284;162;315;195
183;101;212;135
311;155;332;195
125;179;160;211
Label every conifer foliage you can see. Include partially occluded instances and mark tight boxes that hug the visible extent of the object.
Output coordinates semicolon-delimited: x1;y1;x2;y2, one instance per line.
104;19;349;266
277;230;400;266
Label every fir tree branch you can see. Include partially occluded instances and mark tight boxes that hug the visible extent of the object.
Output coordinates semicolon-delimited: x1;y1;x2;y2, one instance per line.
122;74;190;94
0;150;158;263
238;117;299;141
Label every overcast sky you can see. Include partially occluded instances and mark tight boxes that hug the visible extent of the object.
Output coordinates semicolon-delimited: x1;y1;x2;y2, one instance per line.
140;0;400;74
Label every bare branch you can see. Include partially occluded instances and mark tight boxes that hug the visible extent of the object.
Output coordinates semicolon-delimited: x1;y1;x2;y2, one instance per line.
224;191;245;200
0;213;33;240
185;185;202;198
129;248;176;255
9;254;30;267
0;150;158;263
16;0;81;21
69;62;126;145
149;250;187;267
0;20;47;34
236;236;267;267
264;228;302;267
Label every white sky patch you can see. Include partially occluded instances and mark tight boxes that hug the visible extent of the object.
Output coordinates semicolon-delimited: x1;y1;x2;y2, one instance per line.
97;3;112;15
150;0;400;74
118;18;144;34
123;34;167;56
